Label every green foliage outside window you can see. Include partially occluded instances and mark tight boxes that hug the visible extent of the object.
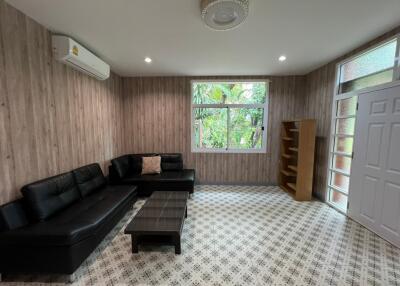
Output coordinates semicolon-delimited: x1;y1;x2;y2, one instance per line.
192;82;267;150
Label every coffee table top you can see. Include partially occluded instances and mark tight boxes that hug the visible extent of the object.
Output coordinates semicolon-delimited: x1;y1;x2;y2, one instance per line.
151;191;188;200
125;191;188;235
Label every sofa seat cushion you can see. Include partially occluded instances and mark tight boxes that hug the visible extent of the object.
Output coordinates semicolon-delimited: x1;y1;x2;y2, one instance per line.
123;169;195;184
0;186;137;246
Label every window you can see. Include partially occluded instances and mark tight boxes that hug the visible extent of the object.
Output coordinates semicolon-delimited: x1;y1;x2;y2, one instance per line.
191;81;268;153
337;38;398;94
327;95;357;212
327;36;400;213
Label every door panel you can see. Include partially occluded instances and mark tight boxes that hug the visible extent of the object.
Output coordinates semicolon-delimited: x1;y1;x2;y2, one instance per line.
394;98;400;113
387;123;400;174
365;124;384;168
349;83;400;248
370;100;387;114
381;182;400;235
360;176;378;223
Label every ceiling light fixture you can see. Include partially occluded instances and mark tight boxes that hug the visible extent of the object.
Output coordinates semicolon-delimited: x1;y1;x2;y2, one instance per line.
144;57;152;63
201;0;249;31
279;55;287;62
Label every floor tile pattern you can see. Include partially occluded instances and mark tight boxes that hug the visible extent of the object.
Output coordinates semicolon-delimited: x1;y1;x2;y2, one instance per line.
3;185;400;285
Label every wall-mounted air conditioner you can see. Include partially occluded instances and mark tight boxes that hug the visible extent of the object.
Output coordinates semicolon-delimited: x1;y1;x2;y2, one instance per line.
52;35;110;80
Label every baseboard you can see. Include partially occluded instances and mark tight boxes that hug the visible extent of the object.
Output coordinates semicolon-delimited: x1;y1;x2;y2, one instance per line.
312;192;325;202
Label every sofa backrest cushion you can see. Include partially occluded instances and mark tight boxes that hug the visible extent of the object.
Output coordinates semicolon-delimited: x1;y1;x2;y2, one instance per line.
161;153;183;171
130;153;157;174
110;153;184;177
111;155;131;178
21;172;80;221
0;199;30;231
72;163;107;197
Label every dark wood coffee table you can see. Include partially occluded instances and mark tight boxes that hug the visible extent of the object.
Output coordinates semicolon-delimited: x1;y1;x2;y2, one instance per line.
124;191;189;254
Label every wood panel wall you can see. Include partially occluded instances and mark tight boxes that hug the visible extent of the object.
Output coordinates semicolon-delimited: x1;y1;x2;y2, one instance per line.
0;0;125;204
304;26;400;200
122;76;305;184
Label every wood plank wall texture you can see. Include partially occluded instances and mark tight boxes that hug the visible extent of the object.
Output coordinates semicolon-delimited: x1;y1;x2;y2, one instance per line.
0;0;125;204
1;0;399;204
122;76;305;185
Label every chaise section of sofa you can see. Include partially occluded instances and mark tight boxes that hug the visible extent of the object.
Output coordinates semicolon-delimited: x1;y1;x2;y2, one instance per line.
0;163;137;279
109;153;195;196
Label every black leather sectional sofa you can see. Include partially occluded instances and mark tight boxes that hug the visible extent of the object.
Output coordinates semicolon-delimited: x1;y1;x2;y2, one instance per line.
0;163;137;280
0;153;194;281
109;153;195;196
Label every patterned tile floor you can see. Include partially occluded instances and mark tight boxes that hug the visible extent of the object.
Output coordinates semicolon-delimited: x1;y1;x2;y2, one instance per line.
3;185;400;286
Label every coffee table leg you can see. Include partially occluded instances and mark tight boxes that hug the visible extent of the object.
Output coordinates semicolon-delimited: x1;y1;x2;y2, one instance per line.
132;235;139;253
185;206;188;218
174;234;181;254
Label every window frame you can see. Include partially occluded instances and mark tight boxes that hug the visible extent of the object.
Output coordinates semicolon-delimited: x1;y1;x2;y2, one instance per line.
336;35;400;93
326;34;400;214
190;79;269;154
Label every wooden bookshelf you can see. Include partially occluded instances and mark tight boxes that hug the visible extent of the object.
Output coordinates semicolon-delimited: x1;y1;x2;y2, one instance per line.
279;119;316;201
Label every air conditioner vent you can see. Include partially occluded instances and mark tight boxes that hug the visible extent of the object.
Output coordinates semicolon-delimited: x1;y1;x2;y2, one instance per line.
52;35;110;80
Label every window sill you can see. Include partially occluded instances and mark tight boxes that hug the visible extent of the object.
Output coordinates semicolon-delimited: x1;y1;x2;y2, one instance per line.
191;148;267;154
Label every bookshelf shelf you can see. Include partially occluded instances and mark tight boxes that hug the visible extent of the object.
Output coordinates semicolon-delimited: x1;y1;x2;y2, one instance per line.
287;183;297;191
280;170;296;177
282;137;294;141
281;153;293;159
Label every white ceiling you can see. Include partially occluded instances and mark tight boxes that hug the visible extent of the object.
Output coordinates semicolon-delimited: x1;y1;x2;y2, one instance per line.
5;0;400;77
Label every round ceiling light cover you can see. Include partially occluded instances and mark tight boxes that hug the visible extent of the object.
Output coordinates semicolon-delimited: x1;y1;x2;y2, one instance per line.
201;0;249;30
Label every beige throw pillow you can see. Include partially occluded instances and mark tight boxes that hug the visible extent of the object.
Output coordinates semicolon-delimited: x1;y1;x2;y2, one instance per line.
141;156;161;175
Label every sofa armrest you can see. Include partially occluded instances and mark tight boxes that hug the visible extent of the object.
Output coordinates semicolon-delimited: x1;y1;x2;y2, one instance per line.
183;169;196;184
0;199;30;232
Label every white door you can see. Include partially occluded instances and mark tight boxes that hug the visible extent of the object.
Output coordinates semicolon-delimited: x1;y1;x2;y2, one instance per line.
349;82;400;248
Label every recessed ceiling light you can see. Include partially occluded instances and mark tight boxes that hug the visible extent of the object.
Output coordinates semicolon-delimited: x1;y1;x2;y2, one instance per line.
144;57;152;63
279;55;287;62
